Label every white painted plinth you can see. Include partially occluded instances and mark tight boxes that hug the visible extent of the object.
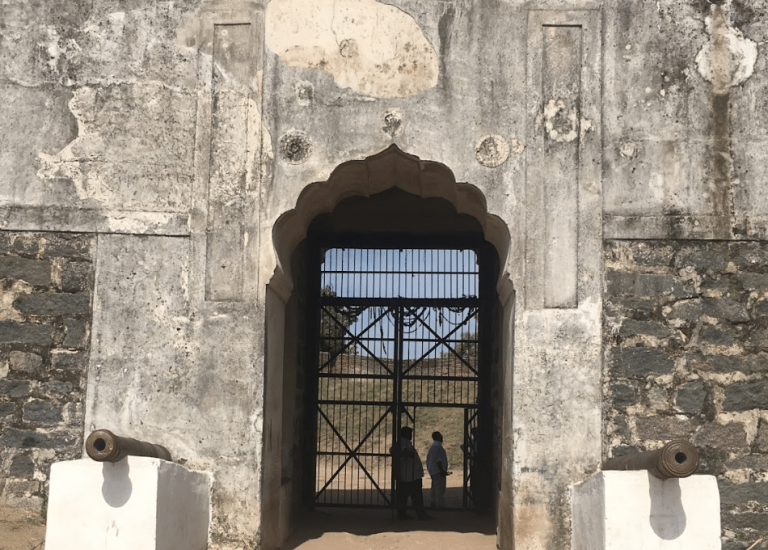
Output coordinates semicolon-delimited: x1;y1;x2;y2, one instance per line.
45;457;210;550
571;471;720;550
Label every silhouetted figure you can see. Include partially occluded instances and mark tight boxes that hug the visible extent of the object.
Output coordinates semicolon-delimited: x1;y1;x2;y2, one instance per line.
461;426;490;512
391;426;432;520
426;431;449;508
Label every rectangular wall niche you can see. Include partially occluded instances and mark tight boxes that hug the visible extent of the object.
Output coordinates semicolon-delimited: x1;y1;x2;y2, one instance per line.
526;11;601;310
206;23;255;302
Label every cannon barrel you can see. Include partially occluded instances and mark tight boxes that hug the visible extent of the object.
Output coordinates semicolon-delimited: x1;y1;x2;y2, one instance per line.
602;440;699;480
85;429;172;463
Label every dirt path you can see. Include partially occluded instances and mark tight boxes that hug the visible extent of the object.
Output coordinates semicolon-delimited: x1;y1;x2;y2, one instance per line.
0;505;45;550
283;508;496;550
0;505;494;550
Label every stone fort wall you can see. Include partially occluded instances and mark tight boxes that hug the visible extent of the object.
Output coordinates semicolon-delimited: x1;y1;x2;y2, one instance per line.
0;232;93;512
604;239;768;549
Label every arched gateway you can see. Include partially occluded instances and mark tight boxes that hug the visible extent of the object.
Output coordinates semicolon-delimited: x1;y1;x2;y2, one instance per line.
261;146;514;548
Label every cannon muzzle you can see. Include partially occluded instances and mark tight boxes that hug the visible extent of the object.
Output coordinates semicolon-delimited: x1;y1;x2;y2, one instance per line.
602;440;699;480
85;429;172;463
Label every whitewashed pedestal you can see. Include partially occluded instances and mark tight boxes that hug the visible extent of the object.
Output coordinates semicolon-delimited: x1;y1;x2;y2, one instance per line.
571;471;720;550
45;457;210;550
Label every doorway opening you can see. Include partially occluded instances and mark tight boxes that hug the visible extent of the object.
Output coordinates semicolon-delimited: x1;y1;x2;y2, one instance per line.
306;244;492;511
265;146;514;550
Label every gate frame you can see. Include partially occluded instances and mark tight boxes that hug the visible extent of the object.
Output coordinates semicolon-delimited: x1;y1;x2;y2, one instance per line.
303;237;496;510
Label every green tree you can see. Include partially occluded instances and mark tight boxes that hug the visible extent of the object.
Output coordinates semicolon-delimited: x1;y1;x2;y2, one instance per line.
454;330;478;360
440;330;478;362
320;285;359;357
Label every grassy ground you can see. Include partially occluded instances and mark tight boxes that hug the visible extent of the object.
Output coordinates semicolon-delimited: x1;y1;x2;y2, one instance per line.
318;377;471;469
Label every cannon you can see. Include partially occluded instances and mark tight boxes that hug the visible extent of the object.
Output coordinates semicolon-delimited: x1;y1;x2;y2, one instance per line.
602;440;699;480
85;429;172;463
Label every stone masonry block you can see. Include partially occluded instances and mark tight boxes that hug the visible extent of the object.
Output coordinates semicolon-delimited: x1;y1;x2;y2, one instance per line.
739;272;768;291
722;512;768;532
616;297;657;316
676;379;707;414
0;401;16;416
667;299;704;322
675;245;728;271
8;351;43;373
694;422;749;451
730;242;768;269
705;298;750;323
41;236;92;260
610;382;637;408
9;454;35;477
746;328;768;352
610;347;675;378
0;380;31;398
757;420;768;453
726;454;768;471
635;416;694;440
723;380;768;411
13;293;91;316
697;447;729;477
607;271;692;298
0;256;51;286
63;318;88;348
699;353;768;374
23;399;64;424
619;319;673;338
626;242;676;266
700;325;735;346
40;380;74;395
0;321;54;345
51;350;88;371
668;299;750;324
719;480;768;507
5;479;40;495
10;237;40;257
61;262;93;293
755;300;768;317
0;428;77;449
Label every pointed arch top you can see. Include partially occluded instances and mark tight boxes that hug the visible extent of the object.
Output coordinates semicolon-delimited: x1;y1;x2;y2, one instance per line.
269;145;513;302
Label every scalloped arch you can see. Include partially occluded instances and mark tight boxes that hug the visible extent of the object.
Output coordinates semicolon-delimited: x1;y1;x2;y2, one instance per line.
269;144;513;301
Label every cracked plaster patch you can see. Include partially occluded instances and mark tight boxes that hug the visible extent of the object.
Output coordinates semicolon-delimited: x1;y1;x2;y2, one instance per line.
35;84;271;214
382;109;403;138
542;99;579;143
265;0;439;98
695;9;758;94
475;135;510;168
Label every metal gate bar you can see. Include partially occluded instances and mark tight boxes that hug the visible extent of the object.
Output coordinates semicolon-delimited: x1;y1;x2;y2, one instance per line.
311;247;484;509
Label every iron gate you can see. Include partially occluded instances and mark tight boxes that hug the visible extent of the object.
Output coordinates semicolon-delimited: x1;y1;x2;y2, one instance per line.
307;246;488;509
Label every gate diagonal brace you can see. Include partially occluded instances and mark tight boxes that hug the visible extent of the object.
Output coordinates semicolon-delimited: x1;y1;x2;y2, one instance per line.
316;405;393;503
319;305;395;375
400;306;479;377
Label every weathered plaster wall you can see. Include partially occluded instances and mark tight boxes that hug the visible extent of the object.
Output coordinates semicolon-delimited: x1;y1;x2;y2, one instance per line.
604;239;768;550
0;0;767;548
603;0;767;240
1;1;199;216
0;232;93;511
86;234;266;548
